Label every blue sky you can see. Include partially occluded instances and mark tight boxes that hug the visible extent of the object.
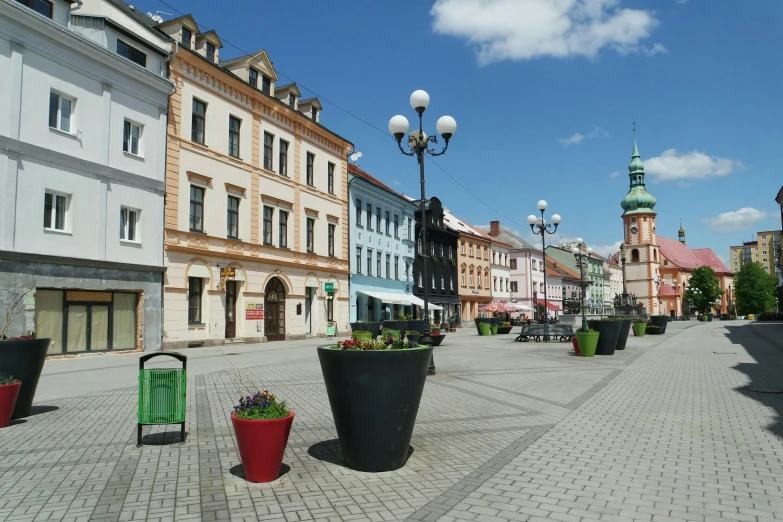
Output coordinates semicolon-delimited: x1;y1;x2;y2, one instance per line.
136;0;782;260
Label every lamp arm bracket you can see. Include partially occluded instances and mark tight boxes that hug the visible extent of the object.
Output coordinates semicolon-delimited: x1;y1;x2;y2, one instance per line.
396;139;416;157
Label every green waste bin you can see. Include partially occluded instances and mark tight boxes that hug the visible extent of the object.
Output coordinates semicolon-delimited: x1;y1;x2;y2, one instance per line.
479;322;491;336
137;352;187;446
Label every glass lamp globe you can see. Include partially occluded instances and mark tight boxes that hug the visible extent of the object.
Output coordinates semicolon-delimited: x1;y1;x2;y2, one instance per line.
571;246;580;255
527;215;537;225
551;214;562;225
537;200;548;211
388;115;409;138
436;115;457;140
410;90;430;111
586;247;594;255
577;237;583;245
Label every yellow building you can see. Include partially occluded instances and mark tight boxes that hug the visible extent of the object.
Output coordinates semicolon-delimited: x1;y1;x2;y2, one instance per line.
442;210;492;322
729;230;781;276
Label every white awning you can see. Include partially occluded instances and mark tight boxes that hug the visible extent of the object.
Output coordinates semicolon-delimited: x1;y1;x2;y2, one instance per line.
406;294;443;310
357;290;443;310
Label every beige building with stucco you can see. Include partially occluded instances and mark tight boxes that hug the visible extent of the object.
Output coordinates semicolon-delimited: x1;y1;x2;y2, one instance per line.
443;210;492;322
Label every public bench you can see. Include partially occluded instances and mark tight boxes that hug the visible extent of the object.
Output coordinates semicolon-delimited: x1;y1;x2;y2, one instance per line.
514;324;574;343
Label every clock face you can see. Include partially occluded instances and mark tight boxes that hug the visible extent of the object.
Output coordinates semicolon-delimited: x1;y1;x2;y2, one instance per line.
631;226;638;234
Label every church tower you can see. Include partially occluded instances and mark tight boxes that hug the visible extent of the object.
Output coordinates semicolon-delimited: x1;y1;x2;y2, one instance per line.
620;134;660;314
678;220;686;244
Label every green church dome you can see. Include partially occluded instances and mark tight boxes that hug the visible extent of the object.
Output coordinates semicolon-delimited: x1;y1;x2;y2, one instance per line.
621;138;656;215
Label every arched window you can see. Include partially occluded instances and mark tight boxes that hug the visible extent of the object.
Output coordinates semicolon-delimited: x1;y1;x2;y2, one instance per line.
631;249;640;262
653;249;657;261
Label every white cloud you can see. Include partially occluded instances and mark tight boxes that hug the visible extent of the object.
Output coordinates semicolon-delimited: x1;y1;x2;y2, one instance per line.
645;149;744;181
558;126;609;146
608;171;621;179
589;241;623;258
431;0;663;65
645;43;668;55
703;208;768;233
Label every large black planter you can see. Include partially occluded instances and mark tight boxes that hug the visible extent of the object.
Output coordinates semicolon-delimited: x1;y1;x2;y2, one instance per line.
474;317;492;335
587;321;622;356
381;320;409;340
0;338;50;419
430;334;445;347
649;315;669;334
317;345;432;472
497;326;513;334
350;322;380;338
407;320;429;337
490;317;502;327
616;320;632;351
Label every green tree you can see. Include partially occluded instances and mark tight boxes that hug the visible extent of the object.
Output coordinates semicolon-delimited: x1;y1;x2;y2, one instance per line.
685;266;724;314
734;262;777;315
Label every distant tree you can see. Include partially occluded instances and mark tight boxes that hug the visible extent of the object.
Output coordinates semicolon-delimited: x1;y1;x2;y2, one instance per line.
686;266;724;314
734;262;777;315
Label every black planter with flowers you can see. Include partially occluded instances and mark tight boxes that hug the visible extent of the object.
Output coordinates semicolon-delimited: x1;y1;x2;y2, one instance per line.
0;337;49;419
318;338;432;472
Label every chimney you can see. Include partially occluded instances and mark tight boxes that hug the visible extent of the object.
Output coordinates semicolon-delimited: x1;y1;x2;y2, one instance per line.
490;220;500;237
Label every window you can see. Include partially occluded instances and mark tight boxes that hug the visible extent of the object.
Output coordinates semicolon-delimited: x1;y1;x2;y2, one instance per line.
181;27;192;49
394;255;399;280
189;185;204;232
485;272;489;287
763;243;767;247
430;242;435;255
469;270;474;287
279;140;289;176
763;258;768;263
366;203;373;230
306;153;315;186
418;272;423;288
382;211;389;234
393;215;399;237
188;277;202;323
328;224;336;256
263;206;273;245
461;269;466;286
484;247;488;260
763;250;768;255
311;107;318;120
450;276;454;290
469;245;473;256
449;246;453;259
43;192;67;231
631;249;639;262
191;99;206;144
367;249;373;276
533;282;538;292
48;92;73;133
408;220;412;240
327;162;335;194
227;197;240;239
510;281;518;292
376;208;381;230
762;235;767;240
249;68;258;88
205;42;216;63
288;93;296;107
460;243;465;255
386;254;391;279
494;278;497;291
263;132;274;170
477;273;481;288
440;244;444;256
306;218;315;253
532;260;537;270
117;40;146;67
432;274;436;289
120;207;138;242
16;0;53;18
356;247;362;274
123;120;141;155
417;238;422;254
440;275;444;290
261;75;271;95
355;199;364;226
279;211;288;248
377;252;382;278
510;259;517;270
228;116;241;158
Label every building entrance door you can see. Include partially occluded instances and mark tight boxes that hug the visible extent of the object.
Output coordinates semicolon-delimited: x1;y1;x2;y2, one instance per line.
225;281;237;338
305;287;313;334
66;304;109;352
264;277;286;341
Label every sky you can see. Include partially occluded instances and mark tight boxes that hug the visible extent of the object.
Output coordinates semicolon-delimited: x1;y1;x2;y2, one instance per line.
134;0;783;261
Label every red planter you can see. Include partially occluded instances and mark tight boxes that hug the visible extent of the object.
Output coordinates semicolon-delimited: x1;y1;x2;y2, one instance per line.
0;381;22;428
231;411;294;482
571;337;580;355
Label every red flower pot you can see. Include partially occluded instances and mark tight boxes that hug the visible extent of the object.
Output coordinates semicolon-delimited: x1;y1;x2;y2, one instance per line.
571;337;580;355
231;411;294;482
0;381;22;428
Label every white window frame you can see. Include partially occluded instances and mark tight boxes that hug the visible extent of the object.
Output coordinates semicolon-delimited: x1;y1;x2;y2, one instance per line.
123;119;142;156
44;190;70;233
49;90;75;134
120;206;141;243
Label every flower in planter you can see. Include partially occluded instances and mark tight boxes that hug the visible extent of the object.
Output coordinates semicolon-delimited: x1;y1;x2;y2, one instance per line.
337;337;419;351
0;374;19;386
234;390;289;421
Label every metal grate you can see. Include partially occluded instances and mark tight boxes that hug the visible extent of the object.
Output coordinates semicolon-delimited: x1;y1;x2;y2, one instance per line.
138;368;186;425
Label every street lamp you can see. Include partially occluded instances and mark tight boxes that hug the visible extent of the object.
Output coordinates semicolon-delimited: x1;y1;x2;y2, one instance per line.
389;90;457;375
654;275;662;312
572;239;592;331
528;201;560;340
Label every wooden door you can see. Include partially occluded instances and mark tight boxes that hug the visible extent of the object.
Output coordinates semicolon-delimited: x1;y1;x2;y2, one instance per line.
225;281;237;339
264;277;286;341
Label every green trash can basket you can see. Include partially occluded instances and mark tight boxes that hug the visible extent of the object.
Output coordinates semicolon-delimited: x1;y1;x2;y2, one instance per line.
137;352;187;446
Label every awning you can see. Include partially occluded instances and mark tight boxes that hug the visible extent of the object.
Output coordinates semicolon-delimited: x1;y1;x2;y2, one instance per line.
543;301;562;311
357;290;443;310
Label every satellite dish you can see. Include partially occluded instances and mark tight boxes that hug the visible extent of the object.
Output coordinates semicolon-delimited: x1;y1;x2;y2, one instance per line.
350;151;363;162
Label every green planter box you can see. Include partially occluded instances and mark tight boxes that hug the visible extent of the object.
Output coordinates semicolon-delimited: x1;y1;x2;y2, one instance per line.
490;325;498;335
576;332;600;357
632;322;647;337
479;323;491;336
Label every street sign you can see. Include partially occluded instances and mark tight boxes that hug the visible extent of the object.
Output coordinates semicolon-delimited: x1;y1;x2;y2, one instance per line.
326;322;336;338
221;267;236;278
324;282;335;293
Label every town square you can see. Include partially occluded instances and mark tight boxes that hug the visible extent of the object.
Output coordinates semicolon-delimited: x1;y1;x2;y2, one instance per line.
1;0;782;521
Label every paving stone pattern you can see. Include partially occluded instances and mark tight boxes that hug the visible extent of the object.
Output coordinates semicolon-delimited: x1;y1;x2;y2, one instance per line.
1;321;780;522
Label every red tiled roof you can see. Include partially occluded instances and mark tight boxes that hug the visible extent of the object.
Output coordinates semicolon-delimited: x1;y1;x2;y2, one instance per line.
659;283;676;297
545;259;581;281
347;164;407;200
657;236;702;269
692;248;732;274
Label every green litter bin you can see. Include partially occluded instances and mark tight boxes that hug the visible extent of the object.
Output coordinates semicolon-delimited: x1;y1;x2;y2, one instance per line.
137;352;187;446
479;322;491;335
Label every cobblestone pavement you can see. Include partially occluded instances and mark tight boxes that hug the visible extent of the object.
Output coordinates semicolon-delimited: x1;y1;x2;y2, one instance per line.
1;321;781;522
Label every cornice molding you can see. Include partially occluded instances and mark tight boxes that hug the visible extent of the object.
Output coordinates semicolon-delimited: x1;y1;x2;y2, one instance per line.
224;182;246;195
187;171;212;185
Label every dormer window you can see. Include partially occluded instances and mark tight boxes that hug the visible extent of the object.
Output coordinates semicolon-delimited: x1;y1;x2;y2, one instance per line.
249;68;258;89
181;27;192;49
289;93;296;108
311;107;318;121
261;75;271;95
206;42;216;63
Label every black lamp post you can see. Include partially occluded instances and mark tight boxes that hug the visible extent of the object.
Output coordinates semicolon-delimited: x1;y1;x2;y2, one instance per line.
572;239;593;331
528;202;561;341
389;90;457;375
619;242;631;315
654;275;662;314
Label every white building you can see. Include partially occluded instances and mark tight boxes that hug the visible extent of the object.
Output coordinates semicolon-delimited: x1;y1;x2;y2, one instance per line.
0;0;174;353
606;254;623;310
479;222;511;302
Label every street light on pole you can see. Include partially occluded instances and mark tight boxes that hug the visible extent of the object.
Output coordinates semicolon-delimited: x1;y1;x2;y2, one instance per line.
389;90;457;376
572;239;592;331
528;201;560;341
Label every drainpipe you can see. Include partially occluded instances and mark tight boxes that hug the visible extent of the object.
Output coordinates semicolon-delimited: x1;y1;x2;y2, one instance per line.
162;41;179;79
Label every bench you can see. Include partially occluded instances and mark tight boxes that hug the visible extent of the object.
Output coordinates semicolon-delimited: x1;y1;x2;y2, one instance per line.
515;324;574;343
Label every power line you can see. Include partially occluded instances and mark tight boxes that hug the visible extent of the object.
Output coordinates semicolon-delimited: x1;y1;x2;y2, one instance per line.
153;0;523;229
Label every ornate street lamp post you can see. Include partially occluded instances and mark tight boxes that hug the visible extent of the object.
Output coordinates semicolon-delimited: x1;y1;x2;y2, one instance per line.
528;202;561;341
572;239;593;331
389;90;457;375
654;275;662;313
619;242;630;315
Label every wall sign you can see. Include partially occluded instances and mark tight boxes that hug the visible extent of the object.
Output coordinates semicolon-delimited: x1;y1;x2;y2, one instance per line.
246;303;264;320
324;282;335;293
220;267;236;278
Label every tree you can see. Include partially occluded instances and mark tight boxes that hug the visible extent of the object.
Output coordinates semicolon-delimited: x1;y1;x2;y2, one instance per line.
0;278;36;339
685;266;724;314
734;262;777;315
